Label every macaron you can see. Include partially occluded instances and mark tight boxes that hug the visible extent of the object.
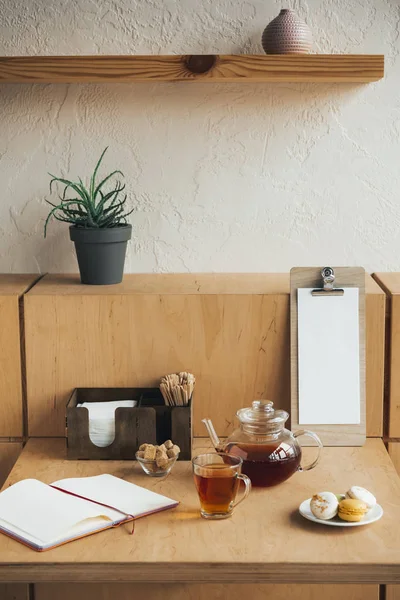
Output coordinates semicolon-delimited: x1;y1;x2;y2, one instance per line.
346;486;376;511
338;498;368;522
310;492;339;520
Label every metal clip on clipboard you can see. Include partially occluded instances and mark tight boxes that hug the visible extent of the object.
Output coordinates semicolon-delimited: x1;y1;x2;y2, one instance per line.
311;267;344;297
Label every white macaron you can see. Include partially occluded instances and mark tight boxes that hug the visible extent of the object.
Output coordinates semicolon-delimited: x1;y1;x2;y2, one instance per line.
310;492;339;520
346;486;376;511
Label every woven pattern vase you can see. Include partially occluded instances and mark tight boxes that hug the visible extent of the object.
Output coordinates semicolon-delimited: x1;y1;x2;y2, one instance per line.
262;9;312;54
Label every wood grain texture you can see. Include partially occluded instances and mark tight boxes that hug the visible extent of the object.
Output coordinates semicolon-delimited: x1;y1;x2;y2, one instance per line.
0;296;25;437
389;443;400;475
66;388;192;459
290;267;366;446
373;273;400;437
0;438;399;584
34;583;379;600
25;282;290;437
0;54;384;84
26;273;291;295
387;586;400;600
0;584;29;600
24;274;384;438
388;296;400;437
373;273;400;296
0;443;22;487
0;274;39;436
365;279;385;436
0;275;40;296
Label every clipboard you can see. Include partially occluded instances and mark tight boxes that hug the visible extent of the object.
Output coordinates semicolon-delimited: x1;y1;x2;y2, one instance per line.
290;267;366;446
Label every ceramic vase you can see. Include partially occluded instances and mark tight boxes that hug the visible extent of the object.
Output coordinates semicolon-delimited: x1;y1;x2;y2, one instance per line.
262;9;312;54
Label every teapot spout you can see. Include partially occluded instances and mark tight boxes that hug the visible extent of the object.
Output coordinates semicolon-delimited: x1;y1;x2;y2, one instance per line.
202;418;223;452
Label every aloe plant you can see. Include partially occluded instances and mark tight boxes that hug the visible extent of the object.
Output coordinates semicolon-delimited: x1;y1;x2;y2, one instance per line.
44;147;133;237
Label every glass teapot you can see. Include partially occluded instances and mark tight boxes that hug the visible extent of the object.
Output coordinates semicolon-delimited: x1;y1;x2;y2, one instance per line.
202;400;322;487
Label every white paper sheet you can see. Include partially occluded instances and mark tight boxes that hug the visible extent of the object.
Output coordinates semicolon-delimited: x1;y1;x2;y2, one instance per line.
297;287;360;425
52;474;178;517
0;479;126;543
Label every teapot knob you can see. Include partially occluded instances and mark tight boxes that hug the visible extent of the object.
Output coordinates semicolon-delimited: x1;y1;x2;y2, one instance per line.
252;400;274;412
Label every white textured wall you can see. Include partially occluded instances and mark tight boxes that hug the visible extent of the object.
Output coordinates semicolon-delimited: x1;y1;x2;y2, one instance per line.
0;0;399;273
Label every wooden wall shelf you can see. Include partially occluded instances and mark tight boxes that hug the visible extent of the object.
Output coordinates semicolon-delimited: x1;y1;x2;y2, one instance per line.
0;54;384;84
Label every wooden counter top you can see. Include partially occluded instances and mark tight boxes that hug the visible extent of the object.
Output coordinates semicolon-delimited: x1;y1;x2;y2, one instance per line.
27;272;382;296
1;438;399;584
0;273;40;296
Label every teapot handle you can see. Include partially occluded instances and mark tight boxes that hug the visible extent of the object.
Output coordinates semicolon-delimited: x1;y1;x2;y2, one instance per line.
293;430;323;471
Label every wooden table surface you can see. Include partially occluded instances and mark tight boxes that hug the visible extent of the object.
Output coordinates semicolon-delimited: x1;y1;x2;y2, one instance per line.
0;438;400;584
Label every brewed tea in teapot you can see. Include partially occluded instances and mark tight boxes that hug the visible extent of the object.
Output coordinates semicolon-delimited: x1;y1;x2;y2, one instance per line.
203;400;322;488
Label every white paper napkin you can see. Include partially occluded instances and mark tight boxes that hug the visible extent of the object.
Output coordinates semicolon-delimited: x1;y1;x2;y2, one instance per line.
78;400;137;447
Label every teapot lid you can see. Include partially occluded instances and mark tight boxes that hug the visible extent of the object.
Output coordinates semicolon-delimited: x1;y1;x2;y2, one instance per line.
236;400;288;433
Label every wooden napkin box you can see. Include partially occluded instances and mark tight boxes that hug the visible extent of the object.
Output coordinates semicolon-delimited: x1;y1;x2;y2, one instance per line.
66;387;192;460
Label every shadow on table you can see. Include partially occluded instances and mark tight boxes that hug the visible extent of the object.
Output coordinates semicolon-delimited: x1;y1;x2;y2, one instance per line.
289;508;363;535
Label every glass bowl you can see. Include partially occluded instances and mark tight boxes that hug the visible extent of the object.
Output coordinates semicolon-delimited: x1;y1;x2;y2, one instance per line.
135;451;178;477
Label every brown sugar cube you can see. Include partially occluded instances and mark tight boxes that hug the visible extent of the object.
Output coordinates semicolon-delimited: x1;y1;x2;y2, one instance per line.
156;448;168;463
167;444;180;458
156;452;169;468
139;443;149;451
136;451;145;458
144;445;156;460
164;440;174;450
147;462;158;473
157;444;167;453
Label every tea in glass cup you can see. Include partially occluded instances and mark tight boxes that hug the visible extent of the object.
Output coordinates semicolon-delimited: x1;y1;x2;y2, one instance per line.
192;453;251;519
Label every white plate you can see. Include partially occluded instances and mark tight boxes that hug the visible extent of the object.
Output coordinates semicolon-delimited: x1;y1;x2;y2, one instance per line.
299;498;383;527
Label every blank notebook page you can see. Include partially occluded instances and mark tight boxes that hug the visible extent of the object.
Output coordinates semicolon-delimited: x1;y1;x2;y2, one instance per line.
0;514;119;550
297;287;360;425
0;479;126;543
52;474;178;516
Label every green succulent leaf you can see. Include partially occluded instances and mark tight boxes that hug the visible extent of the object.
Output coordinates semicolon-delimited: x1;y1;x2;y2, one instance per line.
94;170;124;199
94;184;124;217
49;176;88;203
44;200;88;237
90;146;108;200
44;148;132;236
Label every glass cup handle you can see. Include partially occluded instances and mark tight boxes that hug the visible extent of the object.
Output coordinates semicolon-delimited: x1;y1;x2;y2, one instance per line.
293;430;323;472
232;474;252;508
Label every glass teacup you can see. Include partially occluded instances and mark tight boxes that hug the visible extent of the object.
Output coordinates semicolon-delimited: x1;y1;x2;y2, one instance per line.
192;453;251;519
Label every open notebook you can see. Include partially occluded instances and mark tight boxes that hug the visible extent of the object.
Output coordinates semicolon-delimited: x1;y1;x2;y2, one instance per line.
0;474;178;551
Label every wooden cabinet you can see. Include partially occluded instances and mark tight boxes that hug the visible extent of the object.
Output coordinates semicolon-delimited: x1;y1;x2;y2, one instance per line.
0;277;35;600
387;586;400;600
0;584;29;600
373;273;400;437
365;277;386;436
24;273;385;438
0;275;39;436
35;583;379;600
389;443;400;475
373;277;400;600
0;442;22;487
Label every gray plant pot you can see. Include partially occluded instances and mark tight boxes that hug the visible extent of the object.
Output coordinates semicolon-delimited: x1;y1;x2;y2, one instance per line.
70;225;132;285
